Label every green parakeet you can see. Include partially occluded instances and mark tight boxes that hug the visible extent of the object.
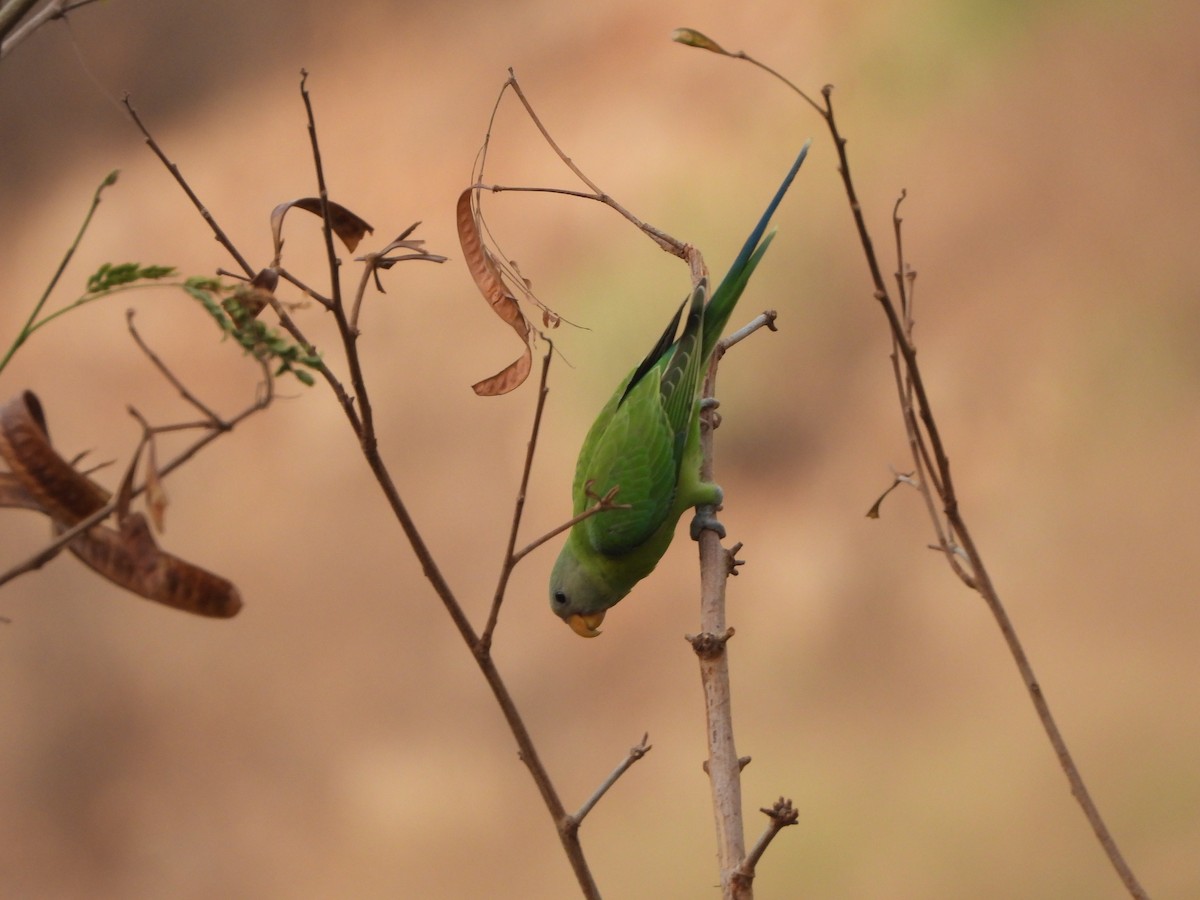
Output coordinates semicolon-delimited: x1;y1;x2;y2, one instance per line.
549;141;810;637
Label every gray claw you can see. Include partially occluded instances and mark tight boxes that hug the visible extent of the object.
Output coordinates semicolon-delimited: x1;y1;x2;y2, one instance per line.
690;505;726;540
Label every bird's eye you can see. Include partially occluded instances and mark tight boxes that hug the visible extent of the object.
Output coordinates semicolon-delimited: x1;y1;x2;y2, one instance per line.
553;590;567;606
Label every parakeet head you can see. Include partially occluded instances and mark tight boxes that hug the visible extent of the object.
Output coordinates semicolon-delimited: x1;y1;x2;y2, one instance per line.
549;540;627;638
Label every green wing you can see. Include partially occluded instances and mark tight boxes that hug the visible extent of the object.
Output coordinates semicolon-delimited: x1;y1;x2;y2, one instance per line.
571;282;707;556
565;141;812;559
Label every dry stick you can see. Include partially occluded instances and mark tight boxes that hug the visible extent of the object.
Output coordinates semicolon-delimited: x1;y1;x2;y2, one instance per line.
509;486;629;568
0;494;117;587
735;799;800;885
126;308;230;426
124;98;256;280
690;315;784;900
886;200;975;588
571;734;653;825
482;345;554;649
494;71;692;262
0;319;274;591
123;91;550;869
125;313;275;480
0;0;42;46
683;31;1148;897
129;96;356;432
291;75;602;900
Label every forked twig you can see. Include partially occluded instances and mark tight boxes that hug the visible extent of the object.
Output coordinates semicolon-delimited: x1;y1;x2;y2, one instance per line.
732;798;800;892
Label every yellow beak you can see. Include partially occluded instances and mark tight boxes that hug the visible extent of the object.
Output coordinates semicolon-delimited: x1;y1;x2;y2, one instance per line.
566;611;605;638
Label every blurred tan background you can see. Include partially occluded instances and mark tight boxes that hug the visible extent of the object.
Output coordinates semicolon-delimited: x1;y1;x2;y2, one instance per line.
1;1;1197;897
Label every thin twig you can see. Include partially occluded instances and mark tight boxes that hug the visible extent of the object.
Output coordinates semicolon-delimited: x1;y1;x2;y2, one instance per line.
123;97;256;279
570;734;653;826
0;494;117;588
127;309;227;426
732;798;800;892
825;85;1147;900
510;485;631;567
720;310;778;350
0;170;117;376
503;71;685;258
482;345;554;648
474;71;694;267
0;323;274;592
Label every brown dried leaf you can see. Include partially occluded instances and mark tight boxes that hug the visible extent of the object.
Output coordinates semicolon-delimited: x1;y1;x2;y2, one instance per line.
456;188;533;395
0;391;109;523
270;197;374;262
67;515;242;618
0;472;41;511
223;268;279;323
471;345;533;397
670;27;730;55
0;391;242;618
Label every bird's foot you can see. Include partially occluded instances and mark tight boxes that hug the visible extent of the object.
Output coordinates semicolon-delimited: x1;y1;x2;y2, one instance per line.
690;503;726;541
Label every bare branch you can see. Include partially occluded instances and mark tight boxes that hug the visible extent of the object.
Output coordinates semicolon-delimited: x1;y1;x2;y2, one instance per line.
127;309;227;426
731;798;800;892
569;733;653;826
719;310;778;351
691;312;786;899
510;484;630;567
482;345;554;648
123;97;256;279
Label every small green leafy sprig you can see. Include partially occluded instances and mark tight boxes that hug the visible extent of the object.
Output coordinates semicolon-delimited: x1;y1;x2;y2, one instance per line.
184;277;321;386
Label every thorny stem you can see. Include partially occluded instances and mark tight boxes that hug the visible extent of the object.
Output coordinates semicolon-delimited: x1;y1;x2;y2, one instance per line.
687;35;1149;900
